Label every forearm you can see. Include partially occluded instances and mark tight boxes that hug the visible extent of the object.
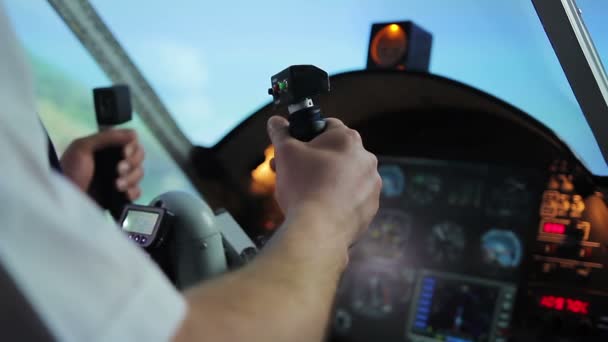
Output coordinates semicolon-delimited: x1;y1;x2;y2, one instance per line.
174;205;348;342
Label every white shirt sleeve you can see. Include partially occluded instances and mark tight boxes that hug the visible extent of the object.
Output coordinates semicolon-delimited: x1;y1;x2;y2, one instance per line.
0;2;187;341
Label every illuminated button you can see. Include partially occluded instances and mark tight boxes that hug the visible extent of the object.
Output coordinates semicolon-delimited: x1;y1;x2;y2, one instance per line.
268;84;280;96
134;236;140;242
576;268;591;278
578;247;593;258
557;194;571;217
543;222;566;234
541;206;557;217
560;175;574;193
541;191;560;217
579;247;593;258
543;190;559;202
128;234;134;239
547;176;560;190
140;237;147;244
570;195;585;218
576;221;591;240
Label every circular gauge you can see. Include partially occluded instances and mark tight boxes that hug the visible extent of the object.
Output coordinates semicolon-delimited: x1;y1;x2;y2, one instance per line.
427;222;466;263
356;209;411;260
342;260;415;321
370;24;408;68
378;164;405;198
351;273;394;318
481;229;522;268
486;177;531;217
408;174;442;205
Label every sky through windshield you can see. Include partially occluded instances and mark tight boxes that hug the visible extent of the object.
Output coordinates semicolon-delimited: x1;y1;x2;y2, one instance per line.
5;0;608;175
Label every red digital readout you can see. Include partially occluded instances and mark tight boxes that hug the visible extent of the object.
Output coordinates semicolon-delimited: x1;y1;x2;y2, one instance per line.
543;222;566;234
539;295;589;315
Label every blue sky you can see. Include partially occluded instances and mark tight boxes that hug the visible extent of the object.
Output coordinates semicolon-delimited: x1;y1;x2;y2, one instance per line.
4;0;608;175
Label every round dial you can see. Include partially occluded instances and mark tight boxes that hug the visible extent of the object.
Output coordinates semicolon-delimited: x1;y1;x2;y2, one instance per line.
351;272;394;318
379;164;405;198
408;174;442;205
427;222;466;263
356;209;411;260
486;177;531;217
345;261;415;320
481;229;522;268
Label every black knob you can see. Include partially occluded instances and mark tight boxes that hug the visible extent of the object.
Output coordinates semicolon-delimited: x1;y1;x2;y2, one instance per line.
288;106;327;142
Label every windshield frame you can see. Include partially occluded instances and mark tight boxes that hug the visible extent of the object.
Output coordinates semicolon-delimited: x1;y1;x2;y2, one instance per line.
47;0;194;175
532;0;608;168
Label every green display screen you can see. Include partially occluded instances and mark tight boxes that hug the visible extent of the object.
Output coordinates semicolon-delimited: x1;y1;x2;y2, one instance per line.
122;210;159;235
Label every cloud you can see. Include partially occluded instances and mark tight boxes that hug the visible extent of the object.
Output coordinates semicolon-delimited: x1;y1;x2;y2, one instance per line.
145;41;208;92
134;40;216;143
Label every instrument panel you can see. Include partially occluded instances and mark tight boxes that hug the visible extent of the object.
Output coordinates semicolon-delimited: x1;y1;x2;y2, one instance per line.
207;70;608;342
330;156;608;342
332;156;539;342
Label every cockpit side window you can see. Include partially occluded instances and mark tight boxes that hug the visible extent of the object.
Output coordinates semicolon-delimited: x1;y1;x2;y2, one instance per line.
5;1;196;204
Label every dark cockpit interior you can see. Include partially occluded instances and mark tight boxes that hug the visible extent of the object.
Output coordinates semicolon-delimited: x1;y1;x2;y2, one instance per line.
207;70;608;341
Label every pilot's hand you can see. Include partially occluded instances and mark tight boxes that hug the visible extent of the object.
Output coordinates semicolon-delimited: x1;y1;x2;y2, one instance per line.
267;116;381;248
60;129;145;201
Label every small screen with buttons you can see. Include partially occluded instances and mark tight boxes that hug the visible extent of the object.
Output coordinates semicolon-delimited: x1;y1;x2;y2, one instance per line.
122;210;159;235
118;204;173;250
407;270;516;342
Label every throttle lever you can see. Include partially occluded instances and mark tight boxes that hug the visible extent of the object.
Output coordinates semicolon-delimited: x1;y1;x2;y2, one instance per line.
268;65;330;141
90;85;133;220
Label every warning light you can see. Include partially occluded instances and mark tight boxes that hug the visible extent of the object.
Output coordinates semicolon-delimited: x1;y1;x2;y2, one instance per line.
370;24;408;68
389;24;400;33
251;145;276;195
543;222;566;234
366;21;432;71
539;295;589;315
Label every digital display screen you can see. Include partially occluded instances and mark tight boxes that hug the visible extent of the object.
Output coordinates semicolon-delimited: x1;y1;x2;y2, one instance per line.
121;210;159;235
410;275;501;342
539;295;589;315
542;222;566;235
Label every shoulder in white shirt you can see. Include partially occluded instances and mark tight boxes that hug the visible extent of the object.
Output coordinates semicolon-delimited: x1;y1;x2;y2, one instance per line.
0;2;186;341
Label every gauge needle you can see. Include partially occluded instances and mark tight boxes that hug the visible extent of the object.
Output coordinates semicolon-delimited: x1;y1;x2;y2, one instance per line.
436;227;446;240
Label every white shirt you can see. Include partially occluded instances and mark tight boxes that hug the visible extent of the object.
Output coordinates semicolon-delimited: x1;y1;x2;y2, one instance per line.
0;2;187;341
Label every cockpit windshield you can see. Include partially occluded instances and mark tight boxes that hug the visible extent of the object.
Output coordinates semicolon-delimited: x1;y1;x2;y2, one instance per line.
6;0;608;175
